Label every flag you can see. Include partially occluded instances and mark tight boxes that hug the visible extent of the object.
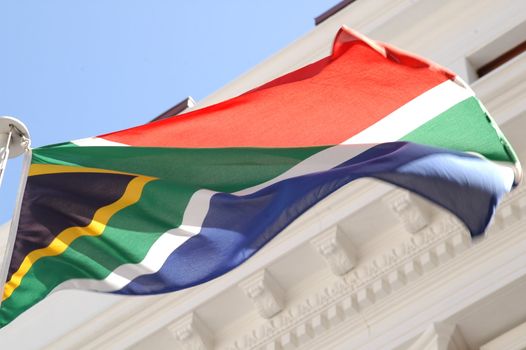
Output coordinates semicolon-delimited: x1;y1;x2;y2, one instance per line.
0;27;519;328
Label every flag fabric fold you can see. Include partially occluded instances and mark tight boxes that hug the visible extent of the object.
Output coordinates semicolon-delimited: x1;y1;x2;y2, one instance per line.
0;26;519;328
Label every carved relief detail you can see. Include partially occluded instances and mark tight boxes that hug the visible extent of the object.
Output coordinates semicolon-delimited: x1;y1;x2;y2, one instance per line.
310;226;357;276
239;269;285;319
384;191;431;233
167;312;214;350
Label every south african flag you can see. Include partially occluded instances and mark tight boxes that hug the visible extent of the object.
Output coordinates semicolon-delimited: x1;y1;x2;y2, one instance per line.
0;27;519;328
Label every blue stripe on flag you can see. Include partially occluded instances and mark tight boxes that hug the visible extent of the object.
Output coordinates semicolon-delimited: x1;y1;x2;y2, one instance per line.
114;142;511;295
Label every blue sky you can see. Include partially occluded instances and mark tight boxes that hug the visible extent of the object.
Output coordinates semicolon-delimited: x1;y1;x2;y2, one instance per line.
0;1;339;222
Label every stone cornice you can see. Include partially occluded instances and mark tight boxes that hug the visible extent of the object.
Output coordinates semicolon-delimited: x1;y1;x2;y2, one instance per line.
223;186;526;350
225;214;469;350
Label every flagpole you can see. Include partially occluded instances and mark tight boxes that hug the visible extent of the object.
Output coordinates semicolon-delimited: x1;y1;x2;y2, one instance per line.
0;116;31;308
0;131;13;190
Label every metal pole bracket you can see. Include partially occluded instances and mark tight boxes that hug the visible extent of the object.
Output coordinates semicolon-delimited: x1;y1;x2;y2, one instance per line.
0;116;31;158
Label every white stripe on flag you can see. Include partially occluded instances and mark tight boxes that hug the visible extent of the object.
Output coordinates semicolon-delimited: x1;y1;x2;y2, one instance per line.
71;137;128;147
55;79;473;293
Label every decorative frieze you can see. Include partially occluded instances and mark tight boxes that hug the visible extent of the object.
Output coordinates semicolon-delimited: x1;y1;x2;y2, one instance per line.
419;250;438;272
227;214;468;350
402;259;422;282
310;226;357;276
309;313;329;335
239;269;286;319
435;241;454;263
356;287;375;308
371;277;391;299
340;295;359;317
326;304;344;326
226;187;526;350
387;269;406;290
279;332;298;349
167;312;214;350
449;232;471;254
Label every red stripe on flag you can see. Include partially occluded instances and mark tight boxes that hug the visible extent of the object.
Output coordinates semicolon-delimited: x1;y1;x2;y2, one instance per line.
100;28;453;148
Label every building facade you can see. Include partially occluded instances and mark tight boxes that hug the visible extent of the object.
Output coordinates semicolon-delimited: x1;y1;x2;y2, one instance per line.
1;0;525;349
